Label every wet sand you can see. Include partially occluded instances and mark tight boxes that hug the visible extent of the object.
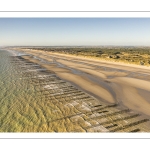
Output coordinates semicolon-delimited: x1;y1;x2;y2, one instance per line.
13;48;150;117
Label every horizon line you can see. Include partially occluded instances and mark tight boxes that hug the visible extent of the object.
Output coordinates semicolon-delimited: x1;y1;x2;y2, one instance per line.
2;45;150;47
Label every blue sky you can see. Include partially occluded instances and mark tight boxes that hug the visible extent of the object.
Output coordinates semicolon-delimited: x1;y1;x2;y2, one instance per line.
0;18;150;46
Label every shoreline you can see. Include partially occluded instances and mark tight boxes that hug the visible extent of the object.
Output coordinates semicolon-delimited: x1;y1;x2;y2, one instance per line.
12;48;150;118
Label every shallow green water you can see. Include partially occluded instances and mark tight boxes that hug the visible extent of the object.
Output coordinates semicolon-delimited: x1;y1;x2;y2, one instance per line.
0;50;60;132
0;50;39;131
0;50;86;132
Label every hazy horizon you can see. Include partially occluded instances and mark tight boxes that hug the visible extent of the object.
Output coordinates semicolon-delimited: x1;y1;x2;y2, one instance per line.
0;18;150;46
2;45;150;47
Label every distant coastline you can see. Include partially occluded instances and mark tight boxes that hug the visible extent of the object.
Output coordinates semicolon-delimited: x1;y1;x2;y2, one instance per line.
10;46;150;67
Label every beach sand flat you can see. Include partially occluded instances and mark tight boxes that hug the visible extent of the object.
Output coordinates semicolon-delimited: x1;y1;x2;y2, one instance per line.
16;49;150;116
8;48;150;132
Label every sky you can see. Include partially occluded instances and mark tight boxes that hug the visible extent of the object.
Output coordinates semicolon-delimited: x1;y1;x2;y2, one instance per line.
0;18;150;46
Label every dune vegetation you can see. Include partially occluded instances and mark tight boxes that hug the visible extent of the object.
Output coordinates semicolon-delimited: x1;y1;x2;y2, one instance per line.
24;46;150;66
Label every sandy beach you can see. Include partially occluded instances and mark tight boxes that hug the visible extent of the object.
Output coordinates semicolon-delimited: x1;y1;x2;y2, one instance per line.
11;48;150;118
